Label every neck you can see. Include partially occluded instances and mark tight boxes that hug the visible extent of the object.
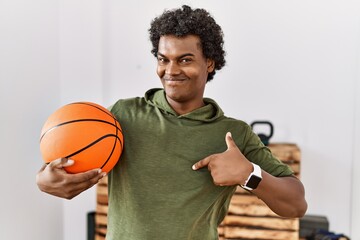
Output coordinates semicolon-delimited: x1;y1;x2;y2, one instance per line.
166;97;205;115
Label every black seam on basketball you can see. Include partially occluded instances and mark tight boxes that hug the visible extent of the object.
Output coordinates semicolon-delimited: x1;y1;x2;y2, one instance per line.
40;119;122;142
105;116;119;169
65;134;121;159
69;102;118;122
100;137;123;169
101;121;123;169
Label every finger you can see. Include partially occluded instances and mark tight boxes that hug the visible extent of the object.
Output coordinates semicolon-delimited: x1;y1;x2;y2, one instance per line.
64;171;106;198
48;158;74;169
71;173;105;190
70;169;105;184
225;132;237;150
61;158;75;167
192;157;211;170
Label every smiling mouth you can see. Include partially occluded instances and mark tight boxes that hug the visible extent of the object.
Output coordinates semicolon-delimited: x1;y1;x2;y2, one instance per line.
163;78;187;87
163;77;188;82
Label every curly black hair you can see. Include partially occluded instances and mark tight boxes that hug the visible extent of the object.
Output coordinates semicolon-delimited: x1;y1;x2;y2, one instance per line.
149;5;226;82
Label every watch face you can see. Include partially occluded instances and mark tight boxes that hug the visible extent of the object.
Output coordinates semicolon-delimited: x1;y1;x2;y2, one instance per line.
246;175;262;189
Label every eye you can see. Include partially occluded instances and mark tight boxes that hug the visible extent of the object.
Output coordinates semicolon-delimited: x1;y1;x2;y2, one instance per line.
180;58;192;64
157;57;168;64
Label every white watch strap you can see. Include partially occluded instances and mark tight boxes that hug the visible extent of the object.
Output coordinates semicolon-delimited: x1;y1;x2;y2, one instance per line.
242;163;262;190
250;163;262;179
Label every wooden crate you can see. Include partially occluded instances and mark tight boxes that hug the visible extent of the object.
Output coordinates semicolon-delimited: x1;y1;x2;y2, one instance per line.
95;143;301;240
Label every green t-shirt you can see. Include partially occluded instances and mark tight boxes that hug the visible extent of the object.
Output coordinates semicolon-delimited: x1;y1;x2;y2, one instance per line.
107;89;293;240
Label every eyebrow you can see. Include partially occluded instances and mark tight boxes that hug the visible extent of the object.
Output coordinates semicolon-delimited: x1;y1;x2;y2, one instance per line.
157;52;195;59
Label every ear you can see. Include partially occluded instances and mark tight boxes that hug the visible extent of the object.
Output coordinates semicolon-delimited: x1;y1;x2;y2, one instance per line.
207;59;215;73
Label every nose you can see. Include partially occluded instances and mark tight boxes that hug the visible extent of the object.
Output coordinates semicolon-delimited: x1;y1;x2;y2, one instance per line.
165;61;181;75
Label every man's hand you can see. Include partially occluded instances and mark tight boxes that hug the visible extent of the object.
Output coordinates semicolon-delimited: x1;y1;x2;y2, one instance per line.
192;132;253;186
36;158;106;199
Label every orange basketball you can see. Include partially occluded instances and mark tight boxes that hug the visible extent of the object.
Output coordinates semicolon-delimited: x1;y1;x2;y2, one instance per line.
40;102;123;173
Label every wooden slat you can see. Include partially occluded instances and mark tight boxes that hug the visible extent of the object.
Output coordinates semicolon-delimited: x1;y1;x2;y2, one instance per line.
228;202;278;217
224;226;299;240
218;226;224;235
287;162;300;175
96;226;107;235
97;184;108;196
223;215;299;231
98;175;108;185
96;204;108;215
95;213;108;226
95;233;106;240
268;143;301;162
230;194;265;205
97;194;108;205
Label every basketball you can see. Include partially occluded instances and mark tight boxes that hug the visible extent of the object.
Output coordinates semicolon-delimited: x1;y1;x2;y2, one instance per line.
39;102;123;173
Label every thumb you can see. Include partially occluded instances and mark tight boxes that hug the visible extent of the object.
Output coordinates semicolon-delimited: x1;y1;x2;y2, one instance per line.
225;132;237;150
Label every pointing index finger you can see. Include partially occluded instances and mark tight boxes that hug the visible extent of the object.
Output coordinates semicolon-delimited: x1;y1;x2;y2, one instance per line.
192;157;210;170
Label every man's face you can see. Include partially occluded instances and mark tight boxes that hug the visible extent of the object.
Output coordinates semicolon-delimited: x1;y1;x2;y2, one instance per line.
156;35;214;110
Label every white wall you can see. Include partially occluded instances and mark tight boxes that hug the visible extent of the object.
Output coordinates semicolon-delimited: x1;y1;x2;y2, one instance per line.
352;30;360;240
1;1;359;240
0;0;63;239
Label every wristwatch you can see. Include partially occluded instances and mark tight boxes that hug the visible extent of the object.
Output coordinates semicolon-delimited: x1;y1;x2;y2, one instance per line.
241;163;262;191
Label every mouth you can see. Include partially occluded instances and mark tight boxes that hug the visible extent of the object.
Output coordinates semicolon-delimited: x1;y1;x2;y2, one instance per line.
163;77;187;82
163;78;187;88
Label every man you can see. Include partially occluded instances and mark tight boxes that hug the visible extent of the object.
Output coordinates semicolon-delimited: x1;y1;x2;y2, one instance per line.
36;5;307;239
